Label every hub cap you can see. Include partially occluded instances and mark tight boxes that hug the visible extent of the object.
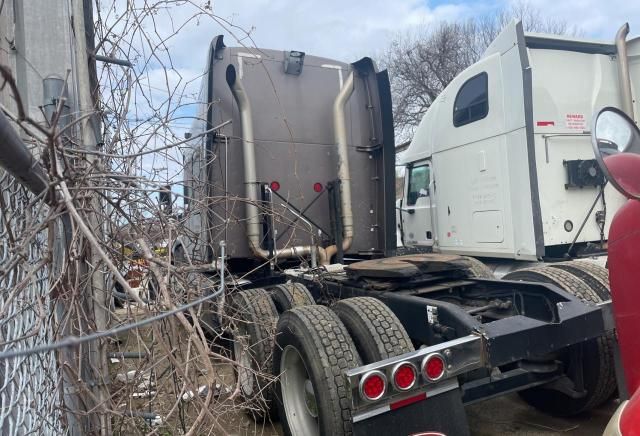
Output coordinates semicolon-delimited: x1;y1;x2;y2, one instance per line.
281;345;319;435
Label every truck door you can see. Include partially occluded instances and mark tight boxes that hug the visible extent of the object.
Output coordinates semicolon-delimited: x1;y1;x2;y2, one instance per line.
401;161;434;246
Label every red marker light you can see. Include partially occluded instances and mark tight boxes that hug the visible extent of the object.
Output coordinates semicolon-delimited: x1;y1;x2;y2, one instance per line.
360;371;386;401
313;182;323;193
423;354;445;381
270;181;281;192
393;362;417;391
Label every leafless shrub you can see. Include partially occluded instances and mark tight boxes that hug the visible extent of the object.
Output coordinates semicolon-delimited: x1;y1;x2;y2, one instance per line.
381;1;578;142
0;1;308;435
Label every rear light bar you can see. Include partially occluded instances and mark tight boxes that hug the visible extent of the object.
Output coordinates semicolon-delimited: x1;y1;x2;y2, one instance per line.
345;335;483;421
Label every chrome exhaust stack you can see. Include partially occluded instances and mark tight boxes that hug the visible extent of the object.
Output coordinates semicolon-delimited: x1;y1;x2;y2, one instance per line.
615;23;635;119
226;64;315;261
325;71;356;262
226;63;356;265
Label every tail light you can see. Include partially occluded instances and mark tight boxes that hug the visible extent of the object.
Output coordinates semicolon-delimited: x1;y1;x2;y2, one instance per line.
360;370;386;401
422;353;446;382
392;362;417;391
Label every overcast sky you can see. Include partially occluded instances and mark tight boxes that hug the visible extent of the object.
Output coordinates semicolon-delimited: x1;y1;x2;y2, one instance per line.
130;0;640;119
170;0;640;65
107;0;640;185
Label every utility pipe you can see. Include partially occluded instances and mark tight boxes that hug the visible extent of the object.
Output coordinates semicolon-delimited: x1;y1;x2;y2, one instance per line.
0;110;49;198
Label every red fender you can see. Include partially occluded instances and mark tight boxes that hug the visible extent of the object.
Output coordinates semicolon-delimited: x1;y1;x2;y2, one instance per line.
609;199;640;397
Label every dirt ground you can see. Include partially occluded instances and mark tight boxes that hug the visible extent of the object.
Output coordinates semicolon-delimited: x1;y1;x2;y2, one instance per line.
466;394;616;435
214;394;618;436
217;394;616;435
216;394;616;436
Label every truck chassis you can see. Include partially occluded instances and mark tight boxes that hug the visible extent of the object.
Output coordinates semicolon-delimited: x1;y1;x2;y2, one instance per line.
265;253;615;435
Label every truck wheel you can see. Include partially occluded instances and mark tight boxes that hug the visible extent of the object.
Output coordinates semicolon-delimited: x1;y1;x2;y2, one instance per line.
548;261;609;301
460;256;494;279
144;274;158;302
503;267;615;416
274;305;361;436
268;282;315;313
172;244;188;265
228;288;279;420
332;297;414;363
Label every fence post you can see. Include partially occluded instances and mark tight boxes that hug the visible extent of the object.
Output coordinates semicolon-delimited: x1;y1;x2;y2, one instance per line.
70;0;112;434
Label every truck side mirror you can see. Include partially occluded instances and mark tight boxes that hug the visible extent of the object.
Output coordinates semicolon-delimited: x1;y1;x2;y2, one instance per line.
592;107;640;199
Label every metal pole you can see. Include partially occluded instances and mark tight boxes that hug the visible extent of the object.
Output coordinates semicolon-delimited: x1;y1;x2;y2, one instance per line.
217;240;226;322
70;0;111;434
0;110;49;197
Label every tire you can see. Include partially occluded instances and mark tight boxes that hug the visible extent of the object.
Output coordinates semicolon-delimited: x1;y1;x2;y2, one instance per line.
268;282;315;313
227;288;279;420
503;267;615;416
460;256;494;279
332;297;414;363
548;261;609;301
172;244;188;266
274;305;361;436
144;274;158;302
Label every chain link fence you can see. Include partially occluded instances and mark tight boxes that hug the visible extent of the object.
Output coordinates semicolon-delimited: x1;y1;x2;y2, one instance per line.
0;173;64;435
0;1;297;434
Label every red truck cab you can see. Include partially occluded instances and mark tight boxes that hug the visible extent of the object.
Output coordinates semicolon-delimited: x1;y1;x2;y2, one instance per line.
593;107;640;435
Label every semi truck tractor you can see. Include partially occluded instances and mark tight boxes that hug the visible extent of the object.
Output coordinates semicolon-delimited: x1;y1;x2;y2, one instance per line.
174;20;634;435
398;21;639;267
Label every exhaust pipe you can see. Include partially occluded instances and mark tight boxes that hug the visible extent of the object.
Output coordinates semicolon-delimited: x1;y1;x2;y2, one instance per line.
324;72;356;262
226;64;318;261
615;23;635;119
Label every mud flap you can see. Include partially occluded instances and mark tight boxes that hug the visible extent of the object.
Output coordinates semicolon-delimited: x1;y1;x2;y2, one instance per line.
352;388;469;436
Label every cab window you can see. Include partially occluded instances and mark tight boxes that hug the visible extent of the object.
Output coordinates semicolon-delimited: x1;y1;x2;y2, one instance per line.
453;72;488;127
406;165;430;206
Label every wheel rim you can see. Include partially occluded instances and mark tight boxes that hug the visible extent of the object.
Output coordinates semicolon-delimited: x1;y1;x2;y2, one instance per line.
233;327;254;396
281;345;319;435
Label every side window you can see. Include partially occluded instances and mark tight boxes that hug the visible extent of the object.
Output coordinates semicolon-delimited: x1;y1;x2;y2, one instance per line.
453;72;488;127
406;165;430;206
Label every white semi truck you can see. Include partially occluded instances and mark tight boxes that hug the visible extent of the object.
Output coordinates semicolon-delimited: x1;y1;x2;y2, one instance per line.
399;21;639;267
172;20;636;436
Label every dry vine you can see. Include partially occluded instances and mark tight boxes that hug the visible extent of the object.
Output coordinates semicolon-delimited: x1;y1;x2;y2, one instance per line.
0;1;314;435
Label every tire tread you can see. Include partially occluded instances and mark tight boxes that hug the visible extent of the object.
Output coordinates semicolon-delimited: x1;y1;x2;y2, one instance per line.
275;305;361;435
228;288;279;419
332;297;414;363
503;267;615;414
